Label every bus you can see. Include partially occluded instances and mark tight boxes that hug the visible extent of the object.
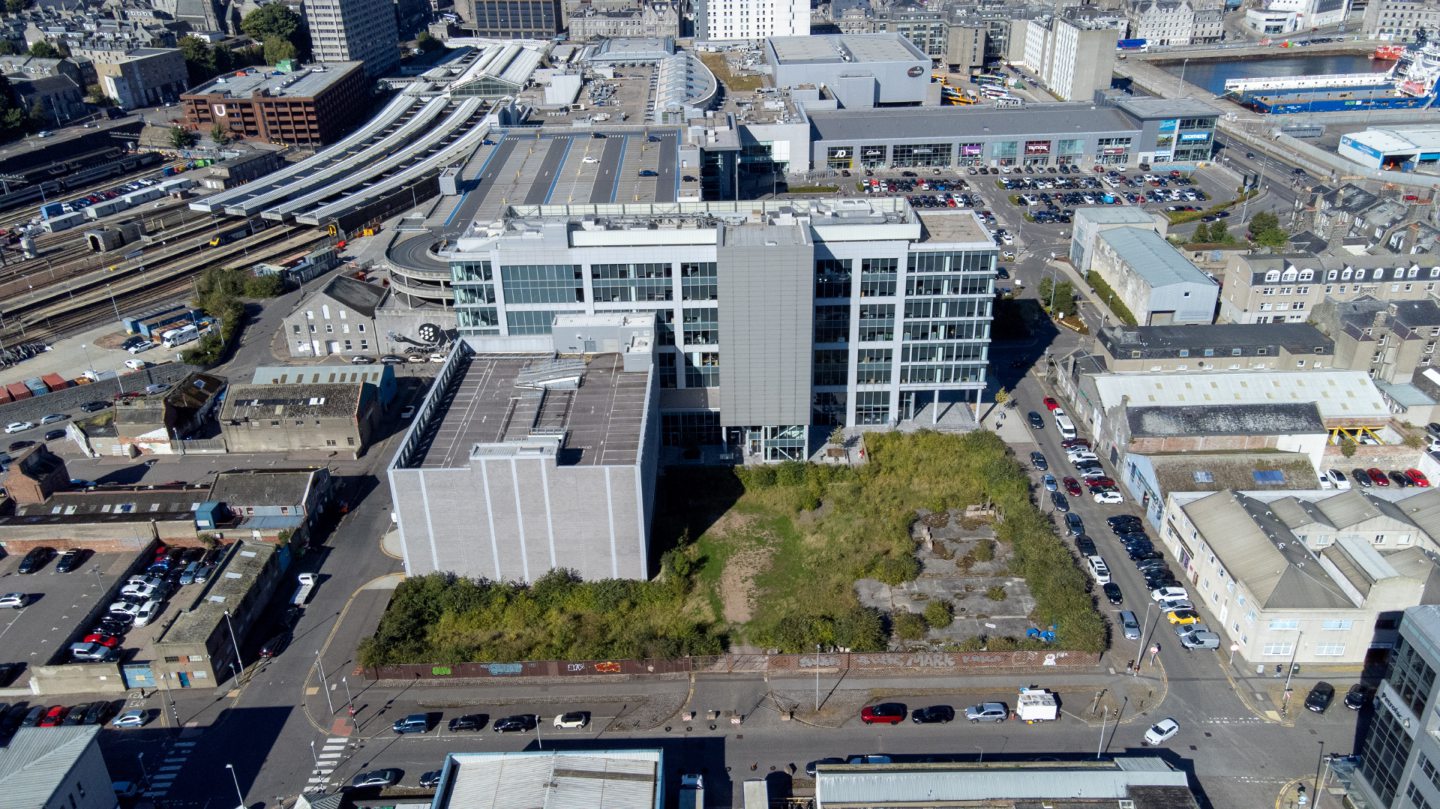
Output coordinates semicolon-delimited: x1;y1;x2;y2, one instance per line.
994;96;1023;108
980;86;1007;99
974;74;1007;87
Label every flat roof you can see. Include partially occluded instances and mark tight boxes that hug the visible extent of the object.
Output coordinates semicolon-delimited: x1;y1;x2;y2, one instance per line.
814;759;1196;807
403;351;648;470
915;209;996;244
186;62;361;99
221;382;363;420
1093;370;1389;420
809;104;1137;142
1348;125;1440;153
160;541;276;645
1127;402;1325;437
1110;95;1220;121
769;33;926;65
439;750;662;809
1097;227;1213;288
1075;205;1160;226
1100;322;1332;356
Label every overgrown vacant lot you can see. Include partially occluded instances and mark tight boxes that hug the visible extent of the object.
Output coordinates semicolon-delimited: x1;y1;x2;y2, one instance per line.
360;431;1103;665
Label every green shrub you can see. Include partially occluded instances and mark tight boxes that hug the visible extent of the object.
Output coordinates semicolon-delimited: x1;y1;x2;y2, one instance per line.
872;554;921;585
924;599;954;628
972;539;995;562
985;585;1008;602
893;611;927;641
1086;271;1138;327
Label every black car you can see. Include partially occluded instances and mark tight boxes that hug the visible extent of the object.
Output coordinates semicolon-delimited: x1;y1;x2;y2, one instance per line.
1305;681;1335;713
1027;411;1044;429
1051;491;1069;513
1075;536;1097;556
419;770;443;789
0;663;23;687
1102;583;1123;605
7;441;32;452
1390;470;1411;488
448;713;488;731
55;548;86;573
911;705;955;724
17;547;52;574
1030;452;1048;471
62;704;89;725
1345;684;1372;710
258;630;290;658
1145;574;1179;590
493;714;538;733
1107;516;1143;530
1130;549;1164;563
79;401;109;413
43;430;64;441
82;701;114;725
94;617;129;636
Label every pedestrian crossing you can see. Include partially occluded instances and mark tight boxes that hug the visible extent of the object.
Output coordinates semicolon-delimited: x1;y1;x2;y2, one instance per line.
308;737;349;789
142;740;196;799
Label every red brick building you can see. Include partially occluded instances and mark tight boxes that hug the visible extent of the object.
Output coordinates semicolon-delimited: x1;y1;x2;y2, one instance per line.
182;61;369;146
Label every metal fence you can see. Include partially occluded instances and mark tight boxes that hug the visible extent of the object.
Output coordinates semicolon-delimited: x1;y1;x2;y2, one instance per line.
364;650;1101;683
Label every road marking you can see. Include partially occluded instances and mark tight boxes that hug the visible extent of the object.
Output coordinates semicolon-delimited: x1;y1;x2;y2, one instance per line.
319;752;342;760
172;740;196;747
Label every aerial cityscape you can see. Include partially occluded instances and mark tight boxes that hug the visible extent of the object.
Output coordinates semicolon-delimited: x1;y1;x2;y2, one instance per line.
0;0;1435;806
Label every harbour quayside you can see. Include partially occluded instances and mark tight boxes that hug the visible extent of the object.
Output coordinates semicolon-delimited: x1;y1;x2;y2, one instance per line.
1223;39;1440;114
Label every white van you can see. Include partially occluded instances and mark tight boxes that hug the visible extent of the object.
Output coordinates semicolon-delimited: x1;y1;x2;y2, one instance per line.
1055;414;1077;441
1087;555;1111;584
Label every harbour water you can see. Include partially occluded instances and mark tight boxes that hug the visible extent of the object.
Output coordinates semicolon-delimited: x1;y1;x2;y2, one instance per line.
1158;54;1391;95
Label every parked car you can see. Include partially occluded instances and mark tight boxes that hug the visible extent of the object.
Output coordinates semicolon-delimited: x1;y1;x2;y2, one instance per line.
0;593;26;609
553;711;589;729
1030;452;1048;471
1367;468;1390;486
36;705;66;727
448;713;488;731
1176;625;1221;649
910;705;955;724
964;702;1008;723
860;703;907;725
1143;717;1180;746
4;422;32;434
1119;610;1141;640
1166;609;1201;625
1305;682;1336;713
38;413;66;425
392;714;430;734
805;757;846;776
79;401;109;413
493;714;538;733
419;770;443;789
17;547;52;574
1406;469;1431;487
1042;474;1057;492
258;629;290;658
1345;684;1372;710
1065;512;1084;537
1102;583;1123;605
1027;412;1044;429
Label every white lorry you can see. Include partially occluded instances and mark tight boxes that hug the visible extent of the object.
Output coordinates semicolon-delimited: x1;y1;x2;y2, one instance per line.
291;573;316;606
678;774;704;809
1016;687;1059;723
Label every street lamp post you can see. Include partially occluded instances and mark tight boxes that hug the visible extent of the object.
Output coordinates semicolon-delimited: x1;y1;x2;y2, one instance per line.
314;649;334;715
1097;706;1109;759
225;762;245;809
342;676;354;716
309;739;318;768
1133;601;1157;676
223;610;244;677
814;644;821;712
1314;741;1327;809
137;753;148;785
79;343;93;377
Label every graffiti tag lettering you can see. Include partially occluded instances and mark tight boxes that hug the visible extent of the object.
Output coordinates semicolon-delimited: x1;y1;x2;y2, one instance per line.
485;663;522;676
594;661;622;674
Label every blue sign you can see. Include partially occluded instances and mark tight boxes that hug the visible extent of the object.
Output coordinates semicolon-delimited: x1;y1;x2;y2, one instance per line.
1341;135;1384;160
1158;119;1178;133
1179;132;1211;142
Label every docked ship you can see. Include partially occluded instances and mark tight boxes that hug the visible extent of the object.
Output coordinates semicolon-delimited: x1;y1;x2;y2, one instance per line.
1374;44;1407;61
1223;40;1440;113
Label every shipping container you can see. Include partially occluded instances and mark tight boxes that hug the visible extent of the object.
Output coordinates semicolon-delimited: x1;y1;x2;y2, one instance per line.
85;198;129;220
0;387;13;405
23;377;48;397
41;373;69;392
71;376;92;386
42;211;87;233
158;178;194;193
39;202;63;221
122;188;163;206
7;382;32;401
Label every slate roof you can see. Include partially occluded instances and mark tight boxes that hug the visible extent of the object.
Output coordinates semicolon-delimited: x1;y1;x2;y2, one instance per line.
1098;322;1332;359
0;726;101;809
1181;491;1354;610
317;275;387;318
1127;402;1323;437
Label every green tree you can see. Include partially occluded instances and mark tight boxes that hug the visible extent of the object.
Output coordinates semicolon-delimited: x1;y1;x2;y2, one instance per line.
178;35;216;84
241;4;308;61
3;0;25;13
0;39;16;55
416;31;443;52
1339;435;1357;458
1049;279;1076;315
1249;211;1290;250
210;121;231;145
1209;221;1230;243
993;387;1008;405
169;125;195;149
1192;222;1210;243
262;35;296;66
27;39;59;59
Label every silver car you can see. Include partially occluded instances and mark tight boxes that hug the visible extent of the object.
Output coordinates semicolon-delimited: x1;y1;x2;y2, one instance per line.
964;702;1008;723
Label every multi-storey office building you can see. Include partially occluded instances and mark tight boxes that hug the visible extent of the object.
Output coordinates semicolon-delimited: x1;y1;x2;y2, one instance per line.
303;0;399;79
1352;605;1440;809
445;198;997;460
694;0;809;41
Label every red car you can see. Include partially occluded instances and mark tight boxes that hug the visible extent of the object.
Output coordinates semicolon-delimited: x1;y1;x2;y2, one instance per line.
1087;477;1116;488
1368;468;1390;487
1063;477;1082;497
1406;469;1431;487
37;705;66;727
1043;397;1060;411
1061;438;1090;449
82;633;119;648
861;703;907;725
